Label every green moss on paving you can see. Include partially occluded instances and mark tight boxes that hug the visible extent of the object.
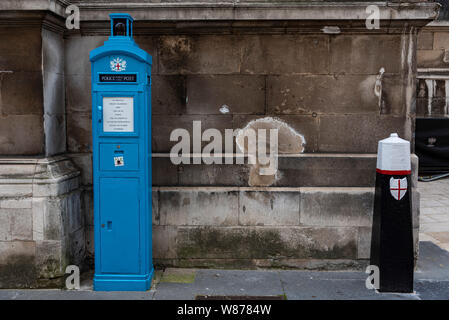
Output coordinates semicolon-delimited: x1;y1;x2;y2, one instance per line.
160;271;196;284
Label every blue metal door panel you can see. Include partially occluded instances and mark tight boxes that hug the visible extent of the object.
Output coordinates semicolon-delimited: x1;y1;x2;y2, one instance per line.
100;177;140;274
99;143;139;171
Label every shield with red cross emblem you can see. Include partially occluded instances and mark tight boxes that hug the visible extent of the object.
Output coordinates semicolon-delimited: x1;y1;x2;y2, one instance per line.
110;57;127;72
389;177;407;201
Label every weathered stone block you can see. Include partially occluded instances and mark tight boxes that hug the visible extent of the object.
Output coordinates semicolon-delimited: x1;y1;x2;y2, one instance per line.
239;191;300;226
85;225;94;259
0;210;11;241
69;153;93;186
0;115;44;155
0;184;33;198
239;35;329;74
433;32;449;50
0;27;42;72
1;198;32;209
186;75;265;114
299;188;373;227
233;115;319;153
152;156;179;186
32;198;44;241
411;154;419;189
0;241;36;288
152;190;159;225
134;36;159;74
176;226;358;260
330;35;403;74
380;74;407;116
35;240;62;280
276;155;376;187
41;198;63;240
413;228;419;260
0;71;43;115
159;35;241;74
32;176;79;197
10;208;33;240
68;228;85;268
357;227;372;259
42;28;64;75
417;31;434;50
66;190;83;234
66;75;92;113
318;115;407;153
152;114;233;152
65;36;107;75
81;188;93;227
412;189;420;230
179;163;249;187
152;75;186;115
159;190;239;226
267;75;378;114
44;113;66;157
0;160;36;178
67;112;92;153
153;225;178;260
417;49;445;68
151;154;395;188
0;156;82;287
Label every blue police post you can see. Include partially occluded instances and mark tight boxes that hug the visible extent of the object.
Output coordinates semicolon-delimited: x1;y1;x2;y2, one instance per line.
90;13;153;291
370;133;414;293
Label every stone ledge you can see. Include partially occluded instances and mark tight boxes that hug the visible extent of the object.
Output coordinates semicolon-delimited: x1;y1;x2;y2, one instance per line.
152;153;419;188
0;0;68;16
153;258;369;271
0;1;438;25
0;156;80;198
72;2;439;22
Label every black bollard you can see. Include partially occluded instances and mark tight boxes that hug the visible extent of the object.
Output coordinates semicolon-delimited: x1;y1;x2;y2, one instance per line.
370;133;414;293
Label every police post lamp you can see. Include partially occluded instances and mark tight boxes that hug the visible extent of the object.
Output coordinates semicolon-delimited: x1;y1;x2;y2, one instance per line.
90;13;153;291
370;133;414;293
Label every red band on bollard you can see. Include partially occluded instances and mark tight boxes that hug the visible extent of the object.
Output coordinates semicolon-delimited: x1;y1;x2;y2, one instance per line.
376;168;411;175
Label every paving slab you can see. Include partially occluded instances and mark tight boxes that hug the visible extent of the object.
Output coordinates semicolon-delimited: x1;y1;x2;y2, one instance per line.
154;269;284;300
414;281;449;300
418;178;449;251
279;271;419;300
415;241;449;281
0;289;155;300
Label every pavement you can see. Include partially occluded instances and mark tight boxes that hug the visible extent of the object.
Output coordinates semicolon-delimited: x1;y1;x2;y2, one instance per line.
0;177;448;300
418;178;449;252
0;241;447;300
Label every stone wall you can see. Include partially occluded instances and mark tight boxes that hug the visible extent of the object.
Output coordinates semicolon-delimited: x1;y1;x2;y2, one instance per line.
0;11;84;288
0;1;439;286
0;157;83;288
67;33;416;155
65;25;422;269
0;26;44;155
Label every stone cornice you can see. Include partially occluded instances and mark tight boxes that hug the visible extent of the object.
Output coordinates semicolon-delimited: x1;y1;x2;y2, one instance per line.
0;11;66;32
0;0;68;16
0;1;440;21
0;1;440;34
74;2;439;21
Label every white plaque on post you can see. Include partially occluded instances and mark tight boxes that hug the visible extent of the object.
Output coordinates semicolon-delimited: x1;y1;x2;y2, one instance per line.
103;97;134;132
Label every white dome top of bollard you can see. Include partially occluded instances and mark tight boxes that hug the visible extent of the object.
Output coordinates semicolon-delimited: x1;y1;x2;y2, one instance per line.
376;133;411;174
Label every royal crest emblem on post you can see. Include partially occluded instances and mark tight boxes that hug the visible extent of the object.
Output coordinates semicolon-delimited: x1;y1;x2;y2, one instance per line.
110;57;127;72
389;177;407;201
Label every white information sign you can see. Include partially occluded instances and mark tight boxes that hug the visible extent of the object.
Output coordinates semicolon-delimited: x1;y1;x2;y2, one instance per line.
103;97;134;132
